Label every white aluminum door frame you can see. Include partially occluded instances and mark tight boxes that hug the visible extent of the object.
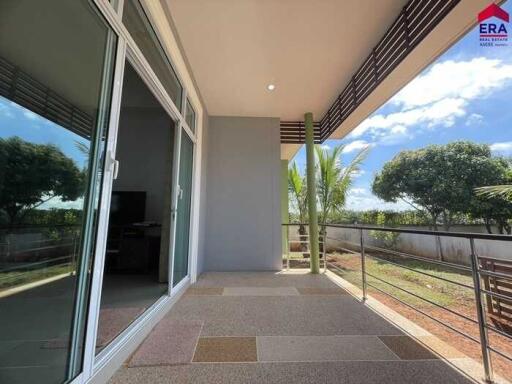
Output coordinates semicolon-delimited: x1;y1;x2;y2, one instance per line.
73;1;203;382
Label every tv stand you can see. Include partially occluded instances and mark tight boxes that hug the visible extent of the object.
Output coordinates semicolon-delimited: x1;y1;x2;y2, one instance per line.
106;223;161;273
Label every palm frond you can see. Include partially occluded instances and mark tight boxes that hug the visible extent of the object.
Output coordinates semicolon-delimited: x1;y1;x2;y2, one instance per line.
288;162;308;222
315;144;370;222
288;162;303;195
475;185;512;200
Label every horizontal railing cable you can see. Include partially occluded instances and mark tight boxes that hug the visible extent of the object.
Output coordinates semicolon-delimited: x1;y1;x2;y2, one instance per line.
365;271;478;325
366;282;480;344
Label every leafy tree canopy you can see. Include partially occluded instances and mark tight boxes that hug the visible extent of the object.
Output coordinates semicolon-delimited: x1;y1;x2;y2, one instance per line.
372;141;510;230
0;136;85;224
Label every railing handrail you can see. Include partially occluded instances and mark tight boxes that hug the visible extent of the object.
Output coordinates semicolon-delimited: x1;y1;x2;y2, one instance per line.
0;255;74;274
282;222;512;241
0;223;81;230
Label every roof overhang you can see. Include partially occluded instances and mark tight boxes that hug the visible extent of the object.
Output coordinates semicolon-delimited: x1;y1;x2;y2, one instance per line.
163;0;505;160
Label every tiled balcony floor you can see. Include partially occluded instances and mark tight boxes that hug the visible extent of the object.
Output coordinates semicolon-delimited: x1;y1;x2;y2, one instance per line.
109;271;473;384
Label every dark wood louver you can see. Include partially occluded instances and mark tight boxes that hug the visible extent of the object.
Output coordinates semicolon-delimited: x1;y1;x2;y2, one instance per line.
281;0;461;144
0;56;94;139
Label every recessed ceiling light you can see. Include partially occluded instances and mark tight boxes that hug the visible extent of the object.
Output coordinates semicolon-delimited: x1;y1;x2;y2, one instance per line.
267;84;275;91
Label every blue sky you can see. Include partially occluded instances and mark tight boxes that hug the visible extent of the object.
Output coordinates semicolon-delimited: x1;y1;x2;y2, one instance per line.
291;3;512;211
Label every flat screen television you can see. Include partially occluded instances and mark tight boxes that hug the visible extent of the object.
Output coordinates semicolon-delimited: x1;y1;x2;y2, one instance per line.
109;191;146;225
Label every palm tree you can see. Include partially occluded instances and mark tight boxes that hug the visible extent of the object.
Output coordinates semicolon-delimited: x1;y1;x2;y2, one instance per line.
475;185;512;200
288;162;308;252
315;144;369;240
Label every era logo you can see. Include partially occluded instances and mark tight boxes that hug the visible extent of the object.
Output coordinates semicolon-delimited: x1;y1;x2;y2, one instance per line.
478;3;509;46
479;23;508;34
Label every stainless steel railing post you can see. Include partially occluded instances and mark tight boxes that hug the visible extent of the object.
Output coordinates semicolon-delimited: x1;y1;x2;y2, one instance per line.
360;228;367;301
469;238;494;383
286;226;290;271
321;232;327;273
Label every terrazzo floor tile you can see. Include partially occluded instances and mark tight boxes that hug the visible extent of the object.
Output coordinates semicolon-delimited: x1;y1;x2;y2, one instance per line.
222;287;299;296
96;307;145;348
106;272;475;384
128;318;203;367
296;287;348;295
194;272;337;288
167;296;403;336
378;336;439;360
109;361;473;384
257;336;400;362
193;337;257;363
185;287;224;296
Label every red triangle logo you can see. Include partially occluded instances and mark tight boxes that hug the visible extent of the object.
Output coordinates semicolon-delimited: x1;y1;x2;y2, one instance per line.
478;3;509;23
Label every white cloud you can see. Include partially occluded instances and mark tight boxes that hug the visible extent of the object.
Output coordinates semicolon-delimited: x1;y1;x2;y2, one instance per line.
350;187;367;195
38;196;84;210
342;140;373;153
490;142;512;156
320;144;331;150
392;58;512;109
0;103;14;118
351;169;366;178
349;57;512;145
342;168;366;178
350;98;466;139
346;188;410;211
465;113;484;126
378;125;411;146
23;109;39;120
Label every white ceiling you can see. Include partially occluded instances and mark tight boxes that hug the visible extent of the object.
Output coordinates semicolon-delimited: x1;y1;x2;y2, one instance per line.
164;0;408;121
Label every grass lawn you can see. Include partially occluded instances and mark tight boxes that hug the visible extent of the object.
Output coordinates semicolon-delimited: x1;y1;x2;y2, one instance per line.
326;251;475;309
0;263;73;292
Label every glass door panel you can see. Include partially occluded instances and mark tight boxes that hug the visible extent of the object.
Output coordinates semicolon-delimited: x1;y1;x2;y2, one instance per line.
95;62;173;354
0;1;116;383
173;131;193;286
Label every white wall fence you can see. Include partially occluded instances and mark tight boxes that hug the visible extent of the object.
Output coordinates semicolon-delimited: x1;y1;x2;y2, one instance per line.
287;225;512;266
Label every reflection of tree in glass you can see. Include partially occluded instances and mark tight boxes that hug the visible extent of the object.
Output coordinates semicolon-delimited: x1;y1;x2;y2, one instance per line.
0;137;85;225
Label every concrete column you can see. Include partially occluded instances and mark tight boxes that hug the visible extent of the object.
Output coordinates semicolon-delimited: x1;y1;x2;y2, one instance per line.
281;160;289;257
305;112;320;273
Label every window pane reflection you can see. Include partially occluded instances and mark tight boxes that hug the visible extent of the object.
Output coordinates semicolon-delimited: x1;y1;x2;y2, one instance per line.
0;1;116;383
123;0;183;110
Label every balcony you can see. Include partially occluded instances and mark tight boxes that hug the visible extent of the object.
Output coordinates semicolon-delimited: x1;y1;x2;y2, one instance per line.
108;271;474;384
105;224;512;384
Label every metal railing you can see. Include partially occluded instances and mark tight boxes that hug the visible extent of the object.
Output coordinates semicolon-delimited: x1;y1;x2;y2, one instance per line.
284;226;326;272
0;225;81;288
283;223;512;383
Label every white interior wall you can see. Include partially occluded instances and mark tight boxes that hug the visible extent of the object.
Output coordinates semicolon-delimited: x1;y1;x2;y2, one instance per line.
113;107;174;223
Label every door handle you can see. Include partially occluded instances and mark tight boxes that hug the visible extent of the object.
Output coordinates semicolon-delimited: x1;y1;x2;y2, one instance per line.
108;150;119;180
112;159;120;180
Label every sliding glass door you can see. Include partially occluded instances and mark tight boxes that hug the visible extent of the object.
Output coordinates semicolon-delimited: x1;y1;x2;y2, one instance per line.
173;131;194;286
95;61;173;355
0;1;116;383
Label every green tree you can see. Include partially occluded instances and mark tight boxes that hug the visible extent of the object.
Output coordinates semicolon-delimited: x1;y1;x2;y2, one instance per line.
0;137;85;225
372;141;509;231
288;161;308;249
370;211;400;249
315;144;369;233
473;167;512;234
